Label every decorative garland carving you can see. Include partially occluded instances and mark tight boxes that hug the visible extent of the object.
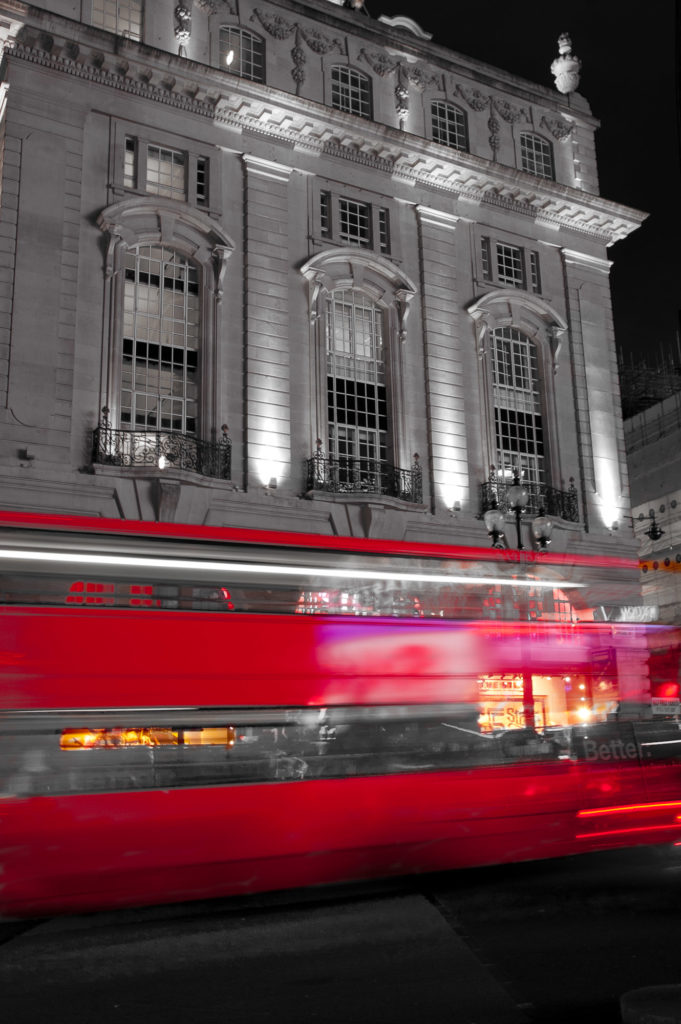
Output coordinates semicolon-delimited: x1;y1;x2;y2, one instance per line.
455;84;489;112
195;0;236;12
540;114;575;141
455;85;529;160
359;49;440;126
358;49;399;77
491;97;529;124
250;8;342;93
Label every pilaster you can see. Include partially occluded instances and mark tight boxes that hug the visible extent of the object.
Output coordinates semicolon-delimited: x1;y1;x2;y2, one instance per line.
415;205;468;515
243;155;293;493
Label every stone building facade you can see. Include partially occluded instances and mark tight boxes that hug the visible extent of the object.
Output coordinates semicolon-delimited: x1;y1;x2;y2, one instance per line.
0;0;644;559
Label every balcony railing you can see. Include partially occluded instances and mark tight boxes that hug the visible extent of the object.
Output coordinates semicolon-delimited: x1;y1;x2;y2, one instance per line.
480;477;579;522
305;450;422;504
92;423;232;481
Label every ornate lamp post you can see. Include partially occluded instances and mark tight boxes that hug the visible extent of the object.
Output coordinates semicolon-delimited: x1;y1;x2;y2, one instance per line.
483;501;506;548
507;472;529;550
531;508;553;550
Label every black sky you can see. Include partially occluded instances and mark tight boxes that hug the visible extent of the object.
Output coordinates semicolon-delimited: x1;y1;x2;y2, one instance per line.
370;0;681;363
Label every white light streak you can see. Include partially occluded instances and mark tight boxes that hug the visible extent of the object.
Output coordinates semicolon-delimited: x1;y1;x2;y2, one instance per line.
0;548;584;589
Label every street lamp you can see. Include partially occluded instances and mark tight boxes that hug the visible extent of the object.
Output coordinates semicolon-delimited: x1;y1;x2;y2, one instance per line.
644;512;664;542
483;500;506;548
507;472;529;550
531;508;553;550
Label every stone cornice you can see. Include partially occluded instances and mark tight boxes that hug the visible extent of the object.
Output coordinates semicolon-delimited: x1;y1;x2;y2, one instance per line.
0;4;645;245
216;91;646;244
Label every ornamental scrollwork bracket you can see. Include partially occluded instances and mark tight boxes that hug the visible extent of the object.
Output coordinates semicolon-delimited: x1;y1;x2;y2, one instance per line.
394;287;414;342
547;324;567;374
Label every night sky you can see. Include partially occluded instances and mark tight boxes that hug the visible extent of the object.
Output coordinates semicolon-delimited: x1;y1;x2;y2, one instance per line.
367;0;680;363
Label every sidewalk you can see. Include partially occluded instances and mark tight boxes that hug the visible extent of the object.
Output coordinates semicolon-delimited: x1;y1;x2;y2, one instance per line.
0;890;529;1024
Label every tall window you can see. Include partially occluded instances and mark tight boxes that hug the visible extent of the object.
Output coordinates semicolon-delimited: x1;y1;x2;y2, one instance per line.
431;101;468;152
326;289;387;482
91;0;143;39
519;133;554;180
491;327;545;487
121;246;199;435
220;27;265;82
331;66;372;119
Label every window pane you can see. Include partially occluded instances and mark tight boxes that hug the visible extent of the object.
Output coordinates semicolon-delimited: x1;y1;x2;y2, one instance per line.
331;66;371;119
220;27;265;83
520;133;554;180
91;0;143;40
122;246;200;436
491;327;544;487
431;101;468;152
339;199;371;248
146;146;186;200
326;289;387;489
496;243;525;288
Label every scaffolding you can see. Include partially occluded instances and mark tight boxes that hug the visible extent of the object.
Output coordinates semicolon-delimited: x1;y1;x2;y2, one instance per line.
619;346;681;419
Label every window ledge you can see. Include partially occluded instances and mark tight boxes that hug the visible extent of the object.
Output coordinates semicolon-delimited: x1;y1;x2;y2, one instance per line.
304;490;428;514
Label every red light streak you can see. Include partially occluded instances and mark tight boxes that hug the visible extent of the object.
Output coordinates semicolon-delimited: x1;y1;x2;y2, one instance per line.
577;801;681;818
577;823;681;840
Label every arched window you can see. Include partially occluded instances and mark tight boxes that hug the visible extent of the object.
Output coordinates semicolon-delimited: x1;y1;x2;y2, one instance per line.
431;101;468;152
467;291;578;521
331;66;372;119
490;327;544;488
220;27;265;82
519;133;554;180
301;250;419;503
121;246;199;435
326;288;387;487
91;0;143;39
95;199;234;478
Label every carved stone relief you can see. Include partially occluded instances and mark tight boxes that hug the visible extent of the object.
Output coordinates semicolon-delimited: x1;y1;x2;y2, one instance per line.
250;8;343;93
359;49;440;127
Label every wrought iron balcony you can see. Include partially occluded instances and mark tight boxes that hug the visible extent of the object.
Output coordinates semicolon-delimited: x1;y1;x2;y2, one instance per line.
480;476;579;522
305;449;422;504
92;422;232;481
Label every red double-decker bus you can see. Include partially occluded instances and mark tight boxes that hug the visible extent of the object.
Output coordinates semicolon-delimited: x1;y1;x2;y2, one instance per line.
1;511;680;917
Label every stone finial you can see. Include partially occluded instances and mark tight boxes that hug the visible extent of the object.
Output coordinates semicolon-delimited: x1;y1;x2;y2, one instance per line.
550;33;582;94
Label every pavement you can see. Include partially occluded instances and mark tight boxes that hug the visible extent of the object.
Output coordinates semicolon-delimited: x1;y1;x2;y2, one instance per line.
621;986;681;1024
0;888;529;1024
2;884;678;1023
